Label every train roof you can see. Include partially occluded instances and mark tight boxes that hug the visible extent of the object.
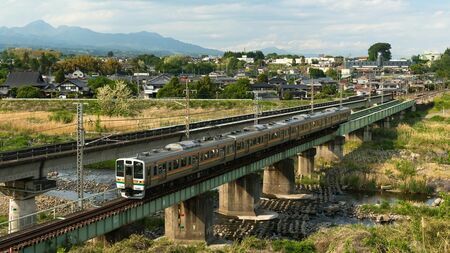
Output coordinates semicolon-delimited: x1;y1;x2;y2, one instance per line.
125;106;350;163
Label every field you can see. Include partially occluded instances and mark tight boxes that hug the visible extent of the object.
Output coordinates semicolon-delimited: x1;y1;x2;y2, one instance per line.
0;98;329;151
337;92;450;194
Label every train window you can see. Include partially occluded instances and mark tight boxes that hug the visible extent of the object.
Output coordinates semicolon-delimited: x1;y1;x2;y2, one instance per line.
116;160;124;177
188;156;192;165
134;162;144;179
126;166;132;176
153;166;157;176
168;161;172;171
181;158;187;167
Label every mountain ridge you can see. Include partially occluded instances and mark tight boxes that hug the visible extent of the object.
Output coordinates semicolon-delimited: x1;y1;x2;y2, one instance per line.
0;20;222;56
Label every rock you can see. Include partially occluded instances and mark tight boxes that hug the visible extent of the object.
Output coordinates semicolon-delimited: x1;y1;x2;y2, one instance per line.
432;198;443;207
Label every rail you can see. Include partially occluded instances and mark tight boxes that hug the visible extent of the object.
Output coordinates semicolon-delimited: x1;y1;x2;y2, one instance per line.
0;188;120;236
0;94;391;164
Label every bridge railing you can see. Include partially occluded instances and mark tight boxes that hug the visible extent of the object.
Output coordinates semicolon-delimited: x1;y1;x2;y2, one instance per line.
0;188;120;236
339;100;416;135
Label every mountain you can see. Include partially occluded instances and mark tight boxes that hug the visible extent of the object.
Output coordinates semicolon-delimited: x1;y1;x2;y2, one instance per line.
0;20;222;56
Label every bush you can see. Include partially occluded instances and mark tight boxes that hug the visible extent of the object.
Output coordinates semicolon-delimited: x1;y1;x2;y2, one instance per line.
49;110;74;124
271;239;315;253
16;86;42;98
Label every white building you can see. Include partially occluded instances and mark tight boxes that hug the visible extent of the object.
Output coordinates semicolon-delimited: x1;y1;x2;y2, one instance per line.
237;55;255;64
273;58;294;65
420;51;442;64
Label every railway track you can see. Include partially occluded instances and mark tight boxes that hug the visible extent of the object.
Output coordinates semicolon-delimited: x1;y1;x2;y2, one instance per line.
0;94;392;165
0;128;336;251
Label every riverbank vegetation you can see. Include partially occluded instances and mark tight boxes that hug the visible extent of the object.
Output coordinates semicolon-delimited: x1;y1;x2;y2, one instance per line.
337;92;449;194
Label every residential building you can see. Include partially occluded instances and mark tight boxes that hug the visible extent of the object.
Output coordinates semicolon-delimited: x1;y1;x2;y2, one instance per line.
0;71;47;97
142;73;173;98
55;79;90;96
237;55;254;64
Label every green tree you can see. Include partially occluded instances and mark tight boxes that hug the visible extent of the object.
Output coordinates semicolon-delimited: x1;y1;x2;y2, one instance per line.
411;55;428;64
431;48;450;79
54;69;65;83
107;51;114;57
283;91;293;100
87;76;115;96
309;68;326;78
16;86;42;98
156;77;184;98
368;42;392;61
193;76;217;99
256;73;268;83
97;81;136;117
221;78;252;99
321;84;338;96
325;68;339;80
410;64;429;75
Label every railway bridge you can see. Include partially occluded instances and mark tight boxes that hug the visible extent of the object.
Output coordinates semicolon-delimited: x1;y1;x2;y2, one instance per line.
0;94;434;252
0;94;392;232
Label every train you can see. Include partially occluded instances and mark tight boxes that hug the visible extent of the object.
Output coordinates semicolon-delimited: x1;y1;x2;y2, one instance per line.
115;107;351;199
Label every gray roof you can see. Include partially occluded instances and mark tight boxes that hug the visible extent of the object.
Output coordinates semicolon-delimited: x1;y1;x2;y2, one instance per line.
3;72;46;88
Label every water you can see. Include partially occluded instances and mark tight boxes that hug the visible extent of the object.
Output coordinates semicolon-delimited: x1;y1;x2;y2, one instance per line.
337;191;436;206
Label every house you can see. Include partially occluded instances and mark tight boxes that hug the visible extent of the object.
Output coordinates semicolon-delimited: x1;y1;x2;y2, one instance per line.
268;77;287;86
251;83;279;100
237;55;254;64
0;71;47;97
143;73;173;98
70;70;85;79
279;84;307;99
55;79;90;96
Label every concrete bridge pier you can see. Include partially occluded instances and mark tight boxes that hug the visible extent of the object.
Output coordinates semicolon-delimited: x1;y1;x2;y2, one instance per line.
262;159;295;196
165;193;213;243
346;126;372;142
0;178;56;233
316;136;345;163
295;148;316;177
218;173;261;216
398;111;405;121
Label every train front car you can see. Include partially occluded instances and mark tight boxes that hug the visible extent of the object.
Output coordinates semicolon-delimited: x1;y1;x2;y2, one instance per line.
115;158;146;199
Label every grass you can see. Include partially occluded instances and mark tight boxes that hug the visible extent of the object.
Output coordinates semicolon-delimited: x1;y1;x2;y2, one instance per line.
85;160;116;170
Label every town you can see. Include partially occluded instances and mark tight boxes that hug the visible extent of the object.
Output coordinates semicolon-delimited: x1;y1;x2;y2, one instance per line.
0;1;449;253
0;45;447;101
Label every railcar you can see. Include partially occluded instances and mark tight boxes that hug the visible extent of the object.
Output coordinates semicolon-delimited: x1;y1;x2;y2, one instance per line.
116;107;351;199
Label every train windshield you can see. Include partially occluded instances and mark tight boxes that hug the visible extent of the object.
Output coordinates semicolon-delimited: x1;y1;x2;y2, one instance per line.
134;161;144;179
116;160;124;177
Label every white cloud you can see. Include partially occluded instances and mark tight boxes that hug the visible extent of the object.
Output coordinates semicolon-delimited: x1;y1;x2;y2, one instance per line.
0;0;449;56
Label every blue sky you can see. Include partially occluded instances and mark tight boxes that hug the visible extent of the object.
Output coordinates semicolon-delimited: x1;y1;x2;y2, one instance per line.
1;0;449;57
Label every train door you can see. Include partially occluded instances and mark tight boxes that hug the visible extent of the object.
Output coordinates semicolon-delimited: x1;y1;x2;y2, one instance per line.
219;146;226;160
124;160;133;189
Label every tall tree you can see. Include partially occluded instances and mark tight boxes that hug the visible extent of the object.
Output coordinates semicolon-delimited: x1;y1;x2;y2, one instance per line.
309;68;326;78
221;78;252;99
256;73;268;83
194;76;217;99
156;77;184;98
368;42;392;61
54;69;65;83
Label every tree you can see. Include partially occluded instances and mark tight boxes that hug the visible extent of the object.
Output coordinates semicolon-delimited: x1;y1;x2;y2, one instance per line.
321;84;338;96
101;58;122;75
97;81;136;117
107;51;114;57
88;76;115;96
309;68;326;78
410;64;429;75
221;78;252;99
325;68;339;80
54;69;65;83
16;86;42;98
256;73;268;83
156;77;184;98
193;76;217;99
368;42;392;61
283;91;293;100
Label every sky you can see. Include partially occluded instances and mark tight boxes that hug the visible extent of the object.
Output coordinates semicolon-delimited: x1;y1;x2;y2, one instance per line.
1;0;449;58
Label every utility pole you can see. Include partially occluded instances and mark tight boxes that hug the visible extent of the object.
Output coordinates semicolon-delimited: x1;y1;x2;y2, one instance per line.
76;103;85;209
368;70;372;104
339;69;343;109
183;80;196;140
254;92;260;125
311;80;314;113
184;80;190;140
